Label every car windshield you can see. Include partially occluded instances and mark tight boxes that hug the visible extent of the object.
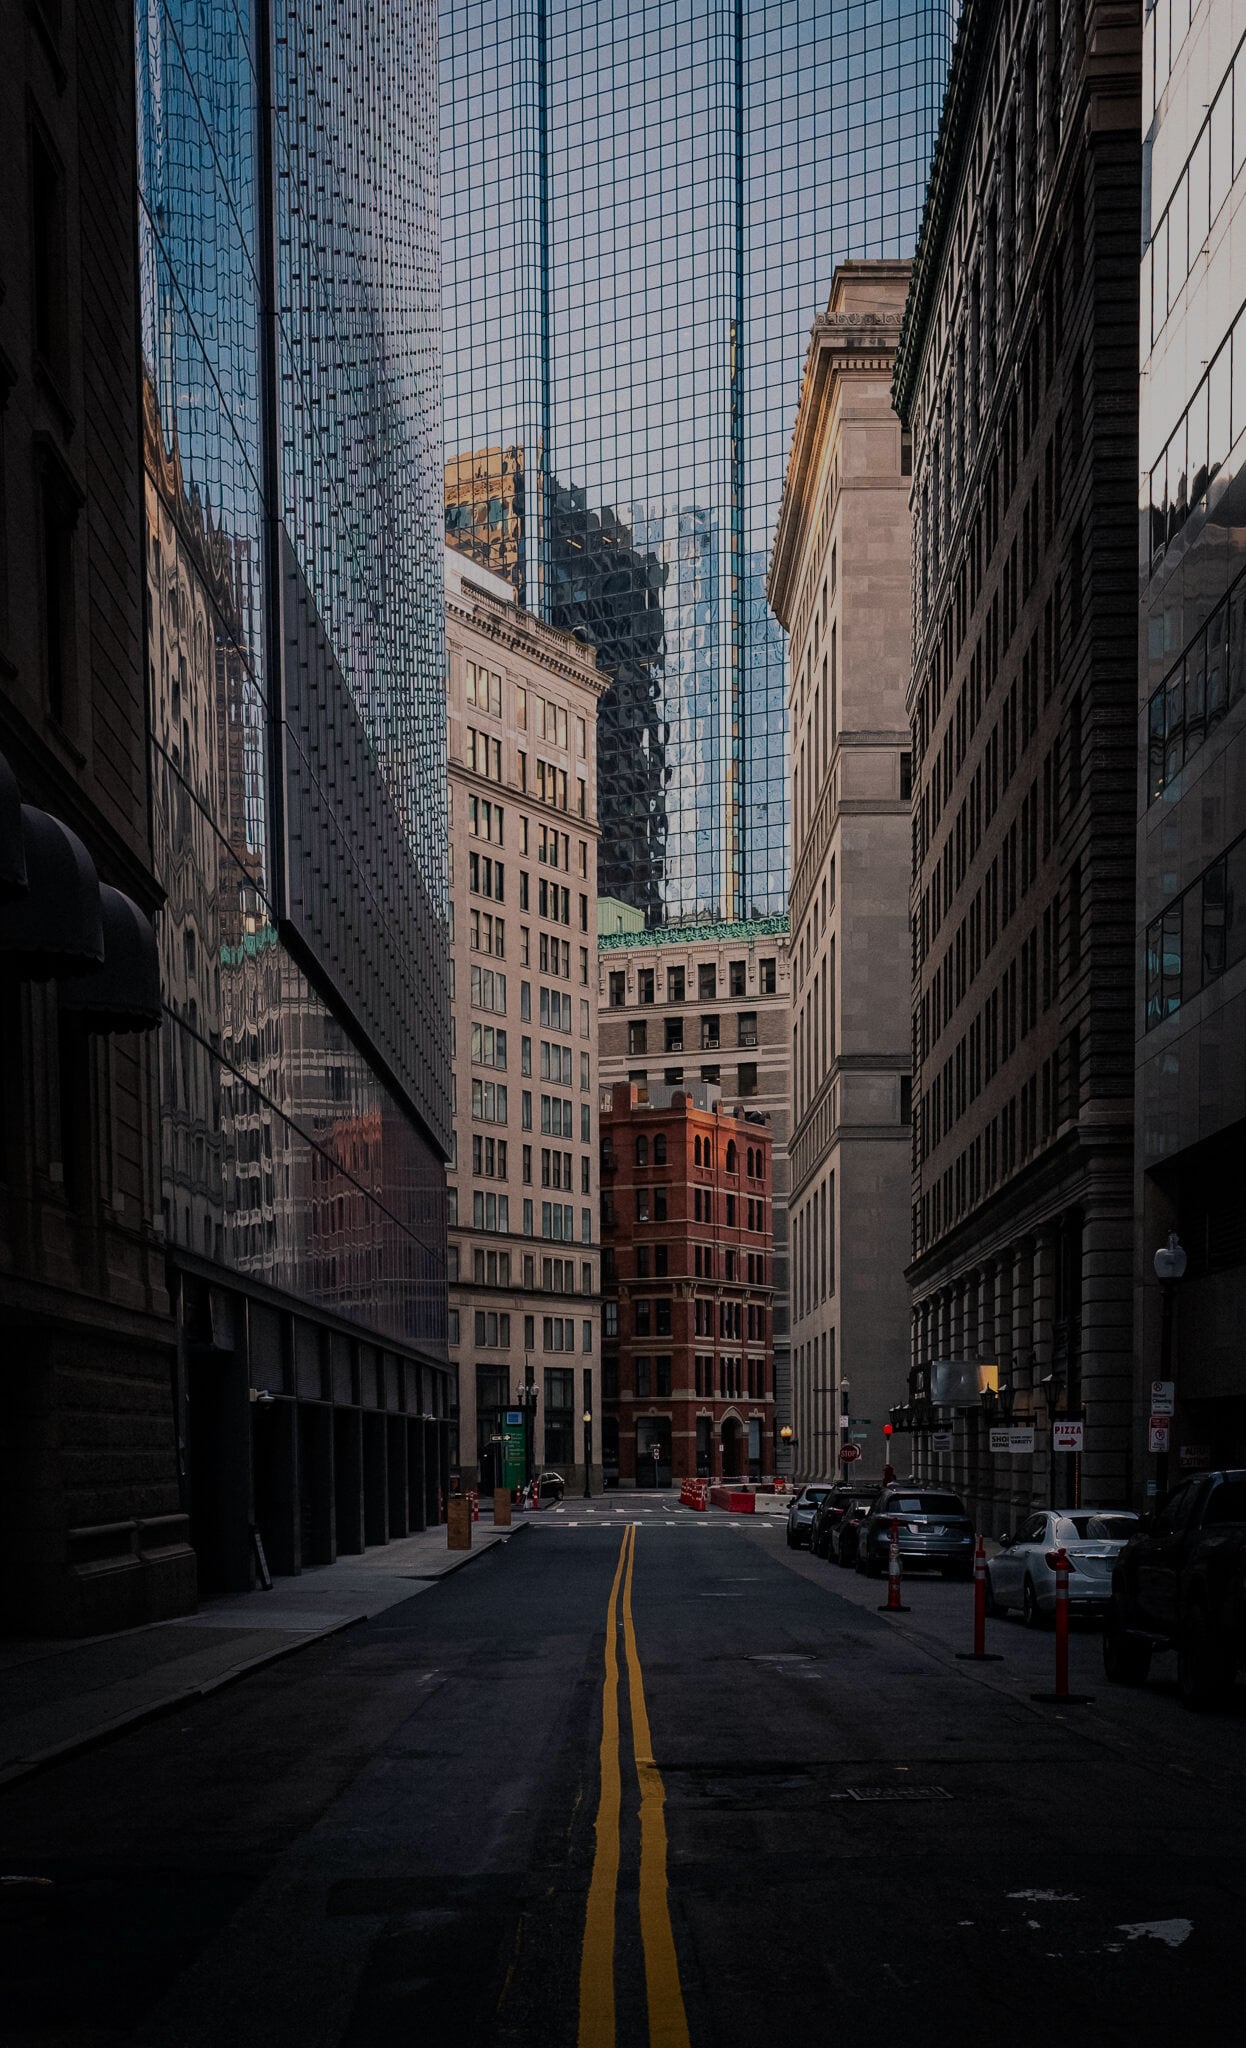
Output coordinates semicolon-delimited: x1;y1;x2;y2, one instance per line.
802;1488;832;1504
882;1495;968;1517
1071;1513;1137;1542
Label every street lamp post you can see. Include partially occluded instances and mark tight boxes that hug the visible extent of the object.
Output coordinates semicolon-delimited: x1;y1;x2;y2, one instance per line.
1039;1368;1065;1510
582;1409;593;1499
516;1364;539;1494
1153;1231;1187;1504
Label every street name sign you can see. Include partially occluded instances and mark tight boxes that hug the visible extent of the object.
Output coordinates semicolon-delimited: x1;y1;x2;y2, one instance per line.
990;1426;1036;1454
1052;1419;1084;1453
1150;1381;1175;1417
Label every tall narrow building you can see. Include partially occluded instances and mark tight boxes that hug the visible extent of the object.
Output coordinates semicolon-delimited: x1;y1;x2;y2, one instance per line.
768;262;914;1485
444;551;604;1493
136;0;453;1590
893;0;1141;1521
440;0;953;925
1137;0;1246;1473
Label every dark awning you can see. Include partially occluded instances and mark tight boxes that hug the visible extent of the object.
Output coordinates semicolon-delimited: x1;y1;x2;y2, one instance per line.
0;806;104;977
0;753;24;897
60;885;161;1032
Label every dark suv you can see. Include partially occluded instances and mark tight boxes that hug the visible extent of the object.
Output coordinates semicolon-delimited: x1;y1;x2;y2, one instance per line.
1104;1470;1246;1708
810;1486;879;1561
857;1487;975;1579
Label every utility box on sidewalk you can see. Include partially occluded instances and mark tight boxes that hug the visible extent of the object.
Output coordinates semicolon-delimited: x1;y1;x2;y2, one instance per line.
493;1489;512;1528
447;1496;472;1551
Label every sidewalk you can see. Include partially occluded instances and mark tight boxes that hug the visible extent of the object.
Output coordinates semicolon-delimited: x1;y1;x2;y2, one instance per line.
0;1515;528;1789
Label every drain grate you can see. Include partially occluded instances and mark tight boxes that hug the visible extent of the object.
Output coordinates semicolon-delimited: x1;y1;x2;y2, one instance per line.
845;1784;951;1803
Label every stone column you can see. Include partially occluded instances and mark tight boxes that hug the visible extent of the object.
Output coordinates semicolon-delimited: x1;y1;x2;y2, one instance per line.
1031;1225;1057;1508
1011;1239;1034;1517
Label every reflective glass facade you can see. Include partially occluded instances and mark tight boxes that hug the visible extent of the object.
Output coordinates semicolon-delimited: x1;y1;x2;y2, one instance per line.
441;0;951;923
137;0;451;1352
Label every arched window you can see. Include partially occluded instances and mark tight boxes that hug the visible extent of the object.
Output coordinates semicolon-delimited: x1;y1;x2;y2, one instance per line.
746;1147;754;1177
726;1141;737;1174
635;1135;648;1167
653;1133;667;1165
694;1135;702;1165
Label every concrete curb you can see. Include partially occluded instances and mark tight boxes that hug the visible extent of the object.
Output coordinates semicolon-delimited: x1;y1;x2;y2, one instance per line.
0;1523;528;1791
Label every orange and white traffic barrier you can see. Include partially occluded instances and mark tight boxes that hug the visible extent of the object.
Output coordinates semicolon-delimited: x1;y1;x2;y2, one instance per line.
878;1514;909;1613
1032;1543;1094;1705
957;1535;1003;1662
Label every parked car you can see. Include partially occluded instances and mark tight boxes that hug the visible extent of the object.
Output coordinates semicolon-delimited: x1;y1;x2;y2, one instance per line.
831;1492;880;1567
857;1488;975;1578
786;1484;838;1549
1104;1470;1246;1708
986;1508;1138;1627
808;1486;861;1559
536;1469;565;1504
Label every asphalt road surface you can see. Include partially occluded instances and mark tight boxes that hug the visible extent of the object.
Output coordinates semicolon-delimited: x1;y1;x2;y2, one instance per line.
5;1496;1246;2045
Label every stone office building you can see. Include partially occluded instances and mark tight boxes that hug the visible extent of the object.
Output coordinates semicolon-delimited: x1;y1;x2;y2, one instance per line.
445;551;604;1492
599;1081;775;1487
768;261;916;1486
1136;0;1246;1475
0;0;180;1634
892;0;1141;1521
597;918;792;1471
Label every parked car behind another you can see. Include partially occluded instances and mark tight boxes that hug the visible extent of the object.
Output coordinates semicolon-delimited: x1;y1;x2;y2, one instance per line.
808;1485;863;1559
787;1484;837;1549
830;1492;881;1567
986;1508;1138;1627
857;1488;975;1578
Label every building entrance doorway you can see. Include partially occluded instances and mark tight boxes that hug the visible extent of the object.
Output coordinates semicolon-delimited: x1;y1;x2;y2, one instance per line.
721;1414;744;1479
635;1417;672;1488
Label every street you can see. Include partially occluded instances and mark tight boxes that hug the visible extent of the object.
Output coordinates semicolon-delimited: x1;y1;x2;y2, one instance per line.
4;1499;1246;2046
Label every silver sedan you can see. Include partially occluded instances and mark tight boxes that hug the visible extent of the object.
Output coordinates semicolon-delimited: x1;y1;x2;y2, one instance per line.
986;1509;1139;1627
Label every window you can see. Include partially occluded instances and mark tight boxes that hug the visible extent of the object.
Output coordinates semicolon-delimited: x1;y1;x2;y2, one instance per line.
700;1014;720;1049
628;1020;647;1055
544;1369;574;1463
637;969;654;1003
900;751;913;800
737;1011;758;1047
665;1017;683;1052
30;120;68;375
656;1356;672;1397
604;1301;619;1338
667;966;685;1002
698;963;717;999
609;970;626;1007
758;958;776;995
738;1062;758;1098
729;960;746;996
635;1135;648;1166
653;1133;667;1165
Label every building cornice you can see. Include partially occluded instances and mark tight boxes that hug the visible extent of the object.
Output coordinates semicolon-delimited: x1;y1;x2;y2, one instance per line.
597;913;790;953
446;590;608;699
768;276;910;625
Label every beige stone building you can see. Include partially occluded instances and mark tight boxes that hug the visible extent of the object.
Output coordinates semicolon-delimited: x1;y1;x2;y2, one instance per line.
445;552;606;1491
767;262;914;1483
596;917;791;1475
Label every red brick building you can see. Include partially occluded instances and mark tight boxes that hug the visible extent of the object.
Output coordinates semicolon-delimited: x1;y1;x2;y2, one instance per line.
600;1082;774;1487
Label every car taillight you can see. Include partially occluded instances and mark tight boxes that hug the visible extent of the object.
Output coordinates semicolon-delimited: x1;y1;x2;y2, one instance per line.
1044;1550;1076;1570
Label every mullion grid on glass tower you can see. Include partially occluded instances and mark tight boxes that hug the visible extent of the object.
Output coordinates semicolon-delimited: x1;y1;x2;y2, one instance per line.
441;0;951;925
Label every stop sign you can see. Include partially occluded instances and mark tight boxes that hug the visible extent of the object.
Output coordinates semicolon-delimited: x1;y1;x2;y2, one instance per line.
839;1443;862;1463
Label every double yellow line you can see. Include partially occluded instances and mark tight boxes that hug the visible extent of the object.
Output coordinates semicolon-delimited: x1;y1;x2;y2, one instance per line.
578;1524;691;2048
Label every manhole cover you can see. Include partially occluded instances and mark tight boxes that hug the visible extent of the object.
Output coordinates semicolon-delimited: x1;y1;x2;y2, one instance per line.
846;1784;951;1803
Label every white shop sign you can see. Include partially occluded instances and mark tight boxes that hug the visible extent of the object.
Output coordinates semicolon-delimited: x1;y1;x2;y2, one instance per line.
1052;1419;1085;1453
989;1426;1036;1455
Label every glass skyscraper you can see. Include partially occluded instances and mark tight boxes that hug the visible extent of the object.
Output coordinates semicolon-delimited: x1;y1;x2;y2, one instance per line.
136;1;451;1354
441;0;952;924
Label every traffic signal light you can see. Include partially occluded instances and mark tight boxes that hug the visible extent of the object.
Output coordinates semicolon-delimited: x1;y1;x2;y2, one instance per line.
883;1423;893;1438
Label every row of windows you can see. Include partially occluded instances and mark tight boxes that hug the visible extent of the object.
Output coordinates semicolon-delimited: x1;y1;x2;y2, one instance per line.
471;1079;507;1123
625;1011;758;1055
472;1135;507;1179
470;965;506;1014
461;726;589;817
607;958;777;1005
467;796;504;842
464;660;502;717
446;1246;594;1295
1143;27;1246;353
915;1037;1080;1253
1146;569;1246;805
1144;825;1246;1030
448;1189;592;1243
1147;292;1246;568
624;1063;761;1098
792;1170;834;1323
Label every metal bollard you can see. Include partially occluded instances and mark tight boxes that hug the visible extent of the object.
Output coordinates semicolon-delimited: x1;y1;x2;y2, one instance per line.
1031;1544;1094;1705
878;1514;910;1613
957;1534;1003;1661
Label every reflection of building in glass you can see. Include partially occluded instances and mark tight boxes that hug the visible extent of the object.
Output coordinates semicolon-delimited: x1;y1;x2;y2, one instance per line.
1136;5;1246;1471
444;446;532;589
441;0;953;923
137;0;452;1595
